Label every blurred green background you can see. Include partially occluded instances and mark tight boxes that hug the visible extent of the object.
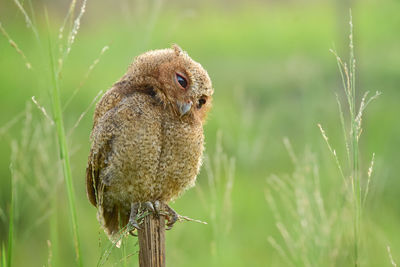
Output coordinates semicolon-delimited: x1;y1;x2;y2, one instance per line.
0;0;399;266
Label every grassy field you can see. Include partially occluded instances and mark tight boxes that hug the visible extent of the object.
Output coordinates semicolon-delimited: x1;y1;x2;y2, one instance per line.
0;0;400;266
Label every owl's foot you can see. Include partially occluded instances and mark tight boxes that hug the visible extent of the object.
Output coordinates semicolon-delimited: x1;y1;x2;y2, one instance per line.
128;201;180;231
142;201;179;230
164;204;179;230
128;202;158;232
128;202;141;231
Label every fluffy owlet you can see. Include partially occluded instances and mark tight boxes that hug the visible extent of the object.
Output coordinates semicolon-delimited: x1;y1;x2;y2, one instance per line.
86;45;213;242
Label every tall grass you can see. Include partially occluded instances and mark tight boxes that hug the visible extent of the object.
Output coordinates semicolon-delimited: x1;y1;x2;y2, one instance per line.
322;11;380;265
266;139;344;266
195;131;235;264
2;102;64;266
267;11;380;266
0;0;102;265
46;16;83;267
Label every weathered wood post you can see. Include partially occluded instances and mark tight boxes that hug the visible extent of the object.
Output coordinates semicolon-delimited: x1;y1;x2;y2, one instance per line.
137;210;166;267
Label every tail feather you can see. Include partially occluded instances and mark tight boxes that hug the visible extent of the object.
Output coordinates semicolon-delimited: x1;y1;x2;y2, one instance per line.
97;204;129;248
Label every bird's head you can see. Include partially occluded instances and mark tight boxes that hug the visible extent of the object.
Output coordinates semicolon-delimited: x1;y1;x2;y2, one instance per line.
126;44;213;123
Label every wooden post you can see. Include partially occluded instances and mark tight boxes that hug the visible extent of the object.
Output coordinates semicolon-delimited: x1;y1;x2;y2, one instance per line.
138;211;166;267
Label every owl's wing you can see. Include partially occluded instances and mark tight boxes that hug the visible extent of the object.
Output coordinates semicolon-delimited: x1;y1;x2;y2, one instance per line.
86;134;112;207
86;111;120;207
87;80;131;206
87;87;158;206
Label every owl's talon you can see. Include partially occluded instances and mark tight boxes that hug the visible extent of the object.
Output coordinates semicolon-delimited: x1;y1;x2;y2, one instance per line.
128;203;141;230
153;200;161;217
128;202;181;231
164;205;179;230
142;201;155;212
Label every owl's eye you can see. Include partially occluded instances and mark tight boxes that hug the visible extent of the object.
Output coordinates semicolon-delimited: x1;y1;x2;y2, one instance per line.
197;97;207;109
175;73;188;89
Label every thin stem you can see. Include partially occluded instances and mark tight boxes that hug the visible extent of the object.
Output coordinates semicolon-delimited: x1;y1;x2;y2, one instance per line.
330;10;381;266
45;10;82;267
0;22;32;70
7;168;14;267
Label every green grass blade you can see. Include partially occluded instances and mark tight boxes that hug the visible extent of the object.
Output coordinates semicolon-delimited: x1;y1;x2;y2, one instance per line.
2;243;6;267
50;195;59;267
45;9;83;267
7;168;14;267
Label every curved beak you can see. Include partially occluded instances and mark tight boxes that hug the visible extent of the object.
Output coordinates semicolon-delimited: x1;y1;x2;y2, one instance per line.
177;100;193;116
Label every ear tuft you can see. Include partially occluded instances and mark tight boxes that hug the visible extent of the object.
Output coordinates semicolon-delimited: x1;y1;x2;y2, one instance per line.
172;44;183;56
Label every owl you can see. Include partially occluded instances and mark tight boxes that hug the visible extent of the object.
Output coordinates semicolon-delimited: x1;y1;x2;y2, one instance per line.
86;45;213;243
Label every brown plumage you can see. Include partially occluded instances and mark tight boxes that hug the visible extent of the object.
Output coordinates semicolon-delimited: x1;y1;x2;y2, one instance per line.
86;45;213;242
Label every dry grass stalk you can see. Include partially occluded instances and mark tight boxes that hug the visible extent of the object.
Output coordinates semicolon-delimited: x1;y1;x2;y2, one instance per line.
31;96;54;125
0;22;32;69
12;0;39;39
64;45;109;110
322;10;380;265
58;0;87;73
388;246;398;267
67;90;103;137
